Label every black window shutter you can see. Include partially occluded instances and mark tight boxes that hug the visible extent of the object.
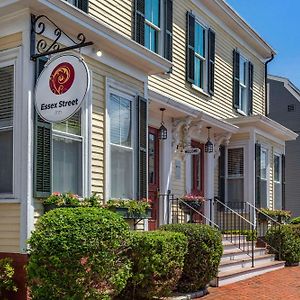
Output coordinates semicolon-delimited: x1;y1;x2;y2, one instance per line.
281;154;286;210
186;11;195;83
133;0;145;45
78;0;88;13
137;95;148;199
164;0;173;61
255;143;261;208
34;58;52;198
208;28;216;95
218;145;226;203
233;49;240;109
248;61;254;115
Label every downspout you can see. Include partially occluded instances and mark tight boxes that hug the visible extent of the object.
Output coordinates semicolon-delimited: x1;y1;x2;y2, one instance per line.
265;53;275;116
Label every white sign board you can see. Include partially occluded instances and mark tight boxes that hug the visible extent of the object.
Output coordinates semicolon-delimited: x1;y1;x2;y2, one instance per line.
35;53;90;123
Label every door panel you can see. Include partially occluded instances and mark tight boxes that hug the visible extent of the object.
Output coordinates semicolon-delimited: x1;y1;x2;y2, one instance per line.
148;127;159;230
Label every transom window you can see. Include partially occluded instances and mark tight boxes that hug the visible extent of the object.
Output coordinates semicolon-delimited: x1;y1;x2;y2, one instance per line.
145;0;160;53
194;22;207;90
109;93;134;199
0;65;14;194
52;111;83;195
239;56;249;114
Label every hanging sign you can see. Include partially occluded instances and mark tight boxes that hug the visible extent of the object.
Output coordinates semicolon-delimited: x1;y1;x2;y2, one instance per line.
35;53;90;123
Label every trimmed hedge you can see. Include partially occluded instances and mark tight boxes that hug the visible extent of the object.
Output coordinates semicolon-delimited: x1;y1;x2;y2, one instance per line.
161;224;223;292
119;231;187;300
290;217;300;225
266;225;300;265
27;208;132;300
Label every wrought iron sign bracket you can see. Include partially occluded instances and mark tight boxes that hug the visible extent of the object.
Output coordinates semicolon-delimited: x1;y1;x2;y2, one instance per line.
30;14;94;61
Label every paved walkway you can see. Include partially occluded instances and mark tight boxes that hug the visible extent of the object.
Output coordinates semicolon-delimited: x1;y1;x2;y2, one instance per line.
201;267;300;300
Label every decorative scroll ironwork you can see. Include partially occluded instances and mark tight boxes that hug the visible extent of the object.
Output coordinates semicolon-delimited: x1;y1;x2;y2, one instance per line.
30;14;93;60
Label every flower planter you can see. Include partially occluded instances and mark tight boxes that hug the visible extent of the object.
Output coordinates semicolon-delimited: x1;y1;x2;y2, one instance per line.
111;207;152;219
180;200;202;213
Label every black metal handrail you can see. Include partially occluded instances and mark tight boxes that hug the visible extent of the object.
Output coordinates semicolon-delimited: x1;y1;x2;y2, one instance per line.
246;202;282;260
212;197;255;267
160;192;217;227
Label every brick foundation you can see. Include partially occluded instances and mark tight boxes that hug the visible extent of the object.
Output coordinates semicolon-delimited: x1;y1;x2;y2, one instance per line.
0;252;29;300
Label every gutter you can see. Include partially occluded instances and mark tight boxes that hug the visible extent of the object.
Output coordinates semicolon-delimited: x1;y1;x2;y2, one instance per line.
265;53;275;116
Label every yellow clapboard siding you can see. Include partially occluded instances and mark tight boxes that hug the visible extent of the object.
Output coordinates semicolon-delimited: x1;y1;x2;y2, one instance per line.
0;203;20;252
0;33;22;51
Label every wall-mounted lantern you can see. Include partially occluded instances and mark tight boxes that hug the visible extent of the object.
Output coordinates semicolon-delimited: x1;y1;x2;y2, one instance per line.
158;108;167;140
205;126;214;153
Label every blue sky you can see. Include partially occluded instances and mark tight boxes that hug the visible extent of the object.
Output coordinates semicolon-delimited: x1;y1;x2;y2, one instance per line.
226;0;300;87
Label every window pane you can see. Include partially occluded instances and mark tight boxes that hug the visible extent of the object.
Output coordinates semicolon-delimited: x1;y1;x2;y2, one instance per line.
53;136;82;195
0;65;14;128
111;145;133;199
145;24;158;53
195;23;205;57
240;57;246;85
110;94;132;147
53;110;81;135
228;178;244;202
274;182;282;209
145;0;160;27
148;133;156;184
0;130;13;193
260;179;268;208
274;155;280;182
228;148;244;177
194;57;203;88
261;149;267;179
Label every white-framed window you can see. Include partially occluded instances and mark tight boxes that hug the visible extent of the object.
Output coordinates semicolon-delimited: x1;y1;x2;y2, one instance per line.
274;153;282;209
52;111;83;196
194;21;207;90
107;88;136;199
145;0;161;54
260;147;268;208
239;55;249;115
0;64;14;195
227;147;244;203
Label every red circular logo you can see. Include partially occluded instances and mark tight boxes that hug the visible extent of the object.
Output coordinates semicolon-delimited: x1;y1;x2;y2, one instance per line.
49;62;75;95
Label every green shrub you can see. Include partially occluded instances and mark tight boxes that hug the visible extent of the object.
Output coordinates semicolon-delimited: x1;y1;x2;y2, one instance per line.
119;231;187;300
27;207;132;300
259;208;291;223
266;225;300;264
290;217;300;225
0;258;17;298
160;224;223;292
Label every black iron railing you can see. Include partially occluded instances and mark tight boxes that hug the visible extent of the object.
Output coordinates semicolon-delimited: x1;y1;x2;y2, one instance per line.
246;202;282;260
160;191;218;228
211;197;255;267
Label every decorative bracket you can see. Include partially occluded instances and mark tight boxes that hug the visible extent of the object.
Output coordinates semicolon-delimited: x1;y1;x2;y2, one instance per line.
214;133;232;163
30;14;94;61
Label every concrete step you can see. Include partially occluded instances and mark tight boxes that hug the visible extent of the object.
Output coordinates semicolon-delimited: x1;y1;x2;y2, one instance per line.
221;247;266;262
219;254;275;273
211;260;285;287
222;240;254;251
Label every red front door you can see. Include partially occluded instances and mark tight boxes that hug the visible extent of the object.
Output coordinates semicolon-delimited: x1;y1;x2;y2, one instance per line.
148;127;159;230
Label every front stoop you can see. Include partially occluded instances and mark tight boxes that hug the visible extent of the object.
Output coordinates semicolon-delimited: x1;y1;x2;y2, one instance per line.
210;236;285;287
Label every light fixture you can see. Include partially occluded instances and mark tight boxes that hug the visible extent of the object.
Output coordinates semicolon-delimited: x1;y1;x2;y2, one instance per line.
205;126;214;153
96;50;102;57
158;108;167;140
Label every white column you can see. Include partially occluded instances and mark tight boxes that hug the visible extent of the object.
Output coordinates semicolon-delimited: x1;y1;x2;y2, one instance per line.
159;117;172;225
204;149;215;224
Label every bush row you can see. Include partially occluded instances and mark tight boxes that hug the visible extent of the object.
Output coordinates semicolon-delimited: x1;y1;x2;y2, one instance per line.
266;225;300;265
27;208;223;299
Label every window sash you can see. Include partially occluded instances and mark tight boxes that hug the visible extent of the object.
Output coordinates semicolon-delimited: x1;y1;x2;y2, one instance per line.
145;0;160;27
228;148;244;178
274;155;281;183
